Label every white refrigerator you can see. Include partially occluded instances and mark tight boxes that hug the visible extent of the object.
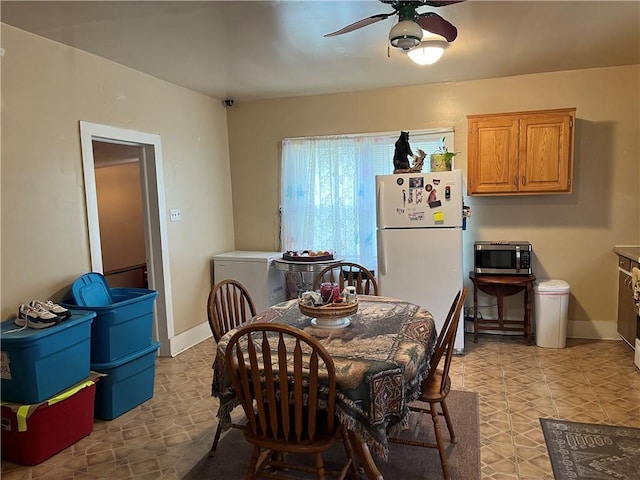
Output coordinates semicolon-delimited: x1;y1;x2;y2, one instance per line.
376;170;465;352
213;251;286;314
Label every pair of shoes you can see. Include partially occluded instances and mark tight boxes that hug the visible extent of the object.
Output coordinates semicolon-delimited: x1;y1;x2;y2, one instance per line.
15;304;59;329
29;299;71;320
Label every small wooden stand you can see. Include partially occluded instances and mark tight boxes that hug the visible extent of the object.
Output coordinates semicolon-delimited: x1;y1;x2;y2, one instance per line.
469;272;536;345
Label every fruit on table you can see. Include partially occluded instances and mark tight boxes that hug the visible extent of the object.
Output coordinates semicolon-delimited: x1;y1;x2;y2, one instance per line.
284;250;332;257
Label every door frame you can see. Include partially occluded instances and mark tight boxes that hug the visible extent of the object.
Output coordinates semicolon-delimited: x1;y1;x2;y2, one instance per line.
79;121;174;356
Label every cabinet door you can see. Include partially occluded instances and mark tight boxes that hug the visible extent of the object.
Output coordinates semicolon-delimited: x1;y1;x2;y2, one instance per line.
618;269;636;347
519;111;575;193
467;116;519;195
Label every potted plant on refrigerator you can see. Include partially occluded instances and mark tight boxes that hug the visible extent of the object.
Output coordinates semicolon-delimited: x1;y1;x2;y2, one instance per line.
430;137;457;172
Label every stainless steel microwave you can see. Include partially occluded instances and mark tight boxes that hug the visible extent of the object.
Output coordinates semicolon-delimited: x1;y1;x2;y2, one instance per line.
474;241;532;275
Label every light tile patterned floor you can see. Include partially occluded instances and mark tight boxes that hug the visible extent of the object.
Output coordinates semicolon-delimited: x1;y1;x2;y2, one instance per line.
2;334;639;479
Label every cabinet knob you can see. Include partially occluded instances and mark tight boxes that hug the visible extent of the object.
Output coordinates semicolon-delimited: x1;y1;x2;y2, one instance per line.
521;176;527;185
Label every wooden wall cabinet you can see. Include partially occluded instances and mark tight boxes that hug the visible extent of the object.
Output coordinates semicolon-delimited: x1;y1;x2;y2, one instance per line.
467;108;576;196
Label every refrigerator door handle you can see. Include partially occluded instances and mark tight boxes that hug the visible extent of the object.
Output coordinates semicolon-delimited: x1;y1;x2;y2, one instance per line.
377;181;385;228
378;233;387;275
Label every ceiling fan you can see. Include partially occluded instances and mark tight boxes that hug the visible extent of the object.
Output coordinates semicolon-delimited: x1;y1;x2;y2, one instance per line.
324;0;464;50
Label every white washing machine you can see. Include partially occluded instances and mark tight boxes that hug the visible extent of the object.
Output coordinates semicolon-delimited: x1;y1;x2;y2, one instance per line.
213;251;286;313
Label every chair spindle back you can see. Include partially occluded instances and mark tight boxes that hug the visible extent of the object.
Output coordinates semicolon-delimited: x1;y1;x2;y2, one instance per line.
225;323;337;443
312;262;379;296
207;279;257;342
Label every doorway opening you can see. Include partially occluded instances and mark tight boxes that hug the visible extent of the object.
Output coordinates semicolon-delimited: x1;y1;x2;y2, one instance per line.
92;142;148;289
79;121;174;356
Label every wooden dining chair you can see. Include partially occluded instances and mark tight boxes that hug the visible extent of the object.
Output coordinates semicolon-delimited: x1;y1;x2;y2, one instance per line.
312;262;379;296
207;278;257;342
207;278;257;456
348;430;384;480
225;323;358;480
388;288;467;480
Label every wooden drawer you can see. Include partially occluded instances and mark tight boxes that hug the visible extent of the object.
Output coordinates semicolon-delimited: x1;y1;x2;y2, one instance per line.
618;256;631;270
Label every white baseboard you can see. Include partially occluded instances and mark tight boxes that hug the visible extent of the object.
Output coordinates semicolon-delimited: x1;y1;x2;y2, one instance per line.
464;317;620;341
164;321;212;357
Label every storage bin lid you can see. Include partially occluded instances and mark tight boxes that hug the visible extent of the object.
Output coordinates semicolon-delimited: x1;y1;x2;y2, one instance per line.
71;272;113;306
535;279;570;293
0;311;95;344
0;371;103;410
90;341;160;371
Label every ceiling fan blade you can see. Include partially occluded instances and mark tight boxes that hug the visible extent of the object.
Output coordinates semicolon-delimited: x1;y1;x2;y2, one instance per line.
324;12;394;37
417;12;458;42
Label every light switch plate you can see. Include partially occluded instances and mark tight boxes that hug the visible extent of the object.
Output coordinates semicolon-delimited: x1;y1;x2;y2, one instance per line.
170;209;181;222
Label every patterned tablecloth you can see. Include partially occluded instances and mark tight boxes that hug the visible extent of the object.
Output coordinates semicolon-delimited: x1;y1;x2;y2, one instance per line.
211;295;437;459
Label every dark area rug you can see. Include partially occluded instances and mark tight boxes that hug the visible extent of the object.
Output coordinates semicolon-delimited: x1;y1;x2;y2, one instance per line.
540;418;640;480
184;390;480;479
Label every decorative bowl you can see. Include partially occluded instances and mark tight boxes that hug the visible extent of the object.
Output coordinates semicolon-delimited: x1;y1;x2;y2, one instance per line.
298;300;358;329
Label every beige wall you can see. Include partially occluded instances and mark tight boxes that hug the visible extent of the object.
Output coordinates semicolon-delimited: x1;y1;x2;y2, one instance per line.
227;66;640;336
2;22;638;342
1;25;235;335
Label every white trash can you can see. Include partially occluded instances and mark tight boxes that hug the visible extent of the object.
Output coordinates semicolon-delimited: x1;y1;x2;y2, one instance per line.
534;280;570;348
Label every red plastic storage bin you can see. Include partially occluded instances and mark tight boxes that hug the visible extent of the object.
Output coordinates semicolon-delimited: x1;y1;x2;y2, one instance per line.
1;376;98;466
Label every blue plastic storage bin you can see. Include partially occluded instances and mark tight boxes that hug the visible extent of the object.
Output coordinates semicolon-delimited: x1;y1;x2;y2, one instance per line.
91;341;160;420
0;311;95;404
64;273;158;363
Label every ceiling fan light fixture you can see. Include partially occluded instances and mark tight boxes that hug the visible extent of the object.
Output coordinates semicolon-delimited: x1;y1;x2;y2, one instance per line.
407;39;449;65
389;20;423;50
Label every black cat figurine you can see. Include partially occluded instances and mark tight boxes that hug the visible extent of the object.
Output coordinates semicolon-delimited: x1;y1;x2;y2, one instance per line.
393;131;414;172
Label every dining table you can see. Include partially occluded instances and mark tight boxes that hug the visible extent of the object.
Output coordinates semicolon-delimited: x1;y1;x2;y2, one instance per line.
211;295;437;460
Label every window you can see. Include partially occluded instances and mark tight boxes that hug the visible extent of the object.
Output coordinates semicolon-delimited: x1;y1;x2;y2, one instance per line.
280;129;454;270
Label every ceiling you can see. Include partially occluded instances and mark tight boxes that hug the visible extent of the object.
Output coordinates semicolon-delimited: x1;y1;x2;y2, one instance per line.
2;1;639;103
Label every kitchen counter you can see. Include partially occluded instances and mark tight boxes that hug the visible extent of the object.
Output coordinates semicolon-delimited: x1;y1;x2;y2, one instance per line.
614;246;640;263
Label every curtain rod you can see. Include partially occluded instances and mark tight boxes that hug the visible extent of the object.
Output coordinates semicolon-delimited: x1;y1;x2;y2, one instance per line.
283;127;454;142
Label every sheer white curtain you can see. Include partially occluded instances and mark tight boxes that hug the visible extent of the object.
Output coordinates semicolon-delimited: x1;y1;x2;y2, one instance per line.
280;129;453;271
